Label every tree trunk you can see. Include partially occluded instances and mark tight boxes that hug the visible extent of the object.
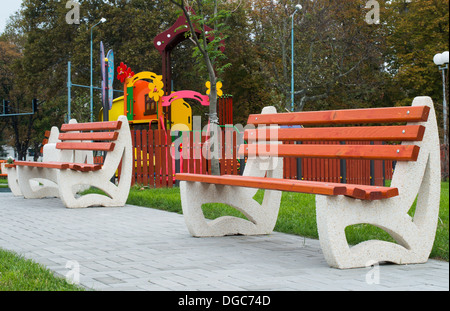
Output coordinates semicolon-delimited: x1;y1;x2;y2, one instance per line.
208;81;220;175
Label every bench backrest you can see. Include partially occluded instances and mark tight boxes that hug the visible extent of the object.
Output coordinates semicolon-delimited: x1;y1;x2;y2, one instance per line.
241;105;429;162
58;120;122;152
55;116;132;174
238;96;440;207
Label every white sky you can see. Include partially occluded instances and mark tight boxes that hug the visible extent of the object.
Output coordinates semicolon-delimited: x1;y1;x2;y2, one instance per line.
0;0;23;34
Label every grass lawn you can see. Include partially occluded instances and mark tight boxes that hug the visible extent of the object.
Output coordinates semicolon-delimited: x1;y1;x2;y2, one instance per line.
0;249;84;291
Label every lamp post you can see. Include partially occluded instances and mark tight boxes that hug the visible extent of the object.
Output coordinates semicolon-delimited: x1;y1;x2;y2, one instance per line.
291;4;302;112
90;17;107;122
433;51;449;146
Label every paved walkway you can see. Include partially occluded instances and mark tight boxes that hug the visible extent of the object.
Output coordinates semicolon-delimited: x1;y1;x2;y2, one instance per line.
0;192;448;291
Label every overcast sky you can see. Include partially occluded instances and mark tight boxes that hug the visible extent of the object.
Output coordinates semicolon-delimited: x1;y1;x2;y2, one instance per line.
0;0;23;34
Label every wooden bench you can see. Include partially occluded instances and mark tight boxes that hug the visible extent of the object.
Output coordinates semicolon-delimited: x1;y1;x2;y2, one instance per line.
15;115;132;208
2;129;65;197
176;96;441;269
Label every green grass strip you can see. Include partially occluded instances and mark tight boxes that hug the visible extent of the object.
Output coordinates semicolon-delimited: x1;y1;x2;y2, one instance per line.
0;249;85;291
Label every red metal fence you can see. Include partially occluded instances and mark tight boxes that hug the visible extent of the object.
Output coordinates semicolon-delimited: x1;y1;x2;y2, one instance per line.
127;129;394;188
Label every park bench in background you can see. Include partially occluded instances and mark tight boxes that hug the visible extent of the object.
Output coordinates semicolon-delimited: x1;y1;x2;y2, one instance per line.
176;96;440;269
14;115;132;208
2;129;62;196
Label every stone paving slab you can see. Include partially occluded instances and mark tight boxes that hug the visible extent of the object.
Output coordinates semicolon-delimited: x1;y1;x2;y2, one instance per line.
0;192;448;291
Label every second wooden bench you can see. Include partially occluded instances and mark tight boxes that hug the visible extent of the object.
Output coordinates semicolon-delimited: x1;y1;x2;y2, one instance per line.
15;115;133;208
176;96;441;269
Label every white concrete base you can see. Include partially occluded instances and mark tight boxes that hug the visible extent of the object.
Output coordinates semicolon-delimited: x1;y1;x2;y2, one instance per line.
180;106;283;237
16;115;133;208
316;96;441;268
3;164;23;196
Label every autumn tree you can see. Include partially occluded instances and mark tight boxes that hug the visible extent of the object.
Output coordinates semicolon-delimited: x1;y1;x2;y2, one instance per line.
385;0;449;136
248;0;391;112
169;0;231;175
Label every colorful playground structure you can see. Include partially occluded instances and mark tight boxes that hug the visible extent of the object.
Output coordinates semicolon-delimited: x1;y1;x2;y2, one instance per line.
98;67;215;132
97;7;232;132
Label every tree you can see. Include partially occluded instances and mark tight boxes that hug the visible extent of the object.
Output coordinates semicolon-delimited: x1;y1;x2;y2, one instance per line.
248;0;391;112
169;0;230;175
385;0;449;134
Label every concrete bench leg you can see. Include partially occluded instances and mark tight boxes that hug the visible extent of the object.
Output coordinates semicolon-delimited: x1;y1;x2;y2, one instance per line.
56;168;130;208
16;166;59;199
4;165;22;196
316;96;441;269
180;180;282;237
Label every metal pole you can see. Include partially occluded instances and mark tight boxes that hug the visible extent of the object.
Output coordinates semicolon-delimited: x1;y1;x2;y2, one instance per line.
291;13;296;112
90;27;94;122
67;61;71;121
441;65;448;146
290;5;301;112
90;20;102;123
90;27;93;122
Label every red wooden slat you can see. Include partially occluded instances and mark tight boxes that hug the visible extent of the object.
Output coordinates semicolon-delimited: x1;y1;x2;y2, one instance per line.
176;173;346;196
59;132;119;141
136;130;142;185
142;130;148;186
244;125;425;142
167;134;173;187
56;142;115;151
15;161;70;169
148;130;155;187
160;130;167;187
61;120;122;131
201;134;207;174
233;131;237;175
182;131;189;174
131;130;136;186
155;129;161;188
189;131;194;175
239;144;420;161
68;163;102;172
247;106;430;125
220;131;225;175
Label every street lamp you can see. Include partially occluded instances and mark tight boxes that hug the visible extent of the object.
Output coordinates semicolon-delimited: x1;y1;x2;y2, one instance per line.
433;51;449;146
291;4;302;112
90;17;107;122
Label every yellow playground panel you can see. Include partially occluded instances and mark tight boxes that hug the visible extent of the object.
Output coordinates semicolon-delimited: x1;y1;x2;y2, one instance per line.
99;71;192;131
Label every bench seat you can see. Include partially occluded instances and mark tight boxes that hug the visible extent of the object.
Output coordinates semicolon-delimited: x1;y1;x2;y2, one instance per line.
176;173;398;200
14;161;102;172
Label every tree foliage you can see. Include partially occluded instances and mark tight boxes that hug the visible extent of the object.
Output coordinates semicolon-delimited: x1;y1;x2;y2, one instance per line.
0;0;448;158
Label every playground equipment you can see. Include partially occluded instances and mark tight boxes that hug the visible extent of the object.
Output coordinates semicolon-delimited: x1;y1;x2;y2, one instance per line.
98;66;202;132
95;7;231;132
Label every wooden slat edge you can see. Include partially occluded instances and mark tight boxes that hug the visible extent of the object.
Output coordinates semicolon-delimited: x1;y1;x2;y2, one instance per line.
244;125;426;142
14;161;70;169
61;120;122;132
247;106;430;125
58;132;119;141
176;173;346;196
56;142;115;151
238;144;420;161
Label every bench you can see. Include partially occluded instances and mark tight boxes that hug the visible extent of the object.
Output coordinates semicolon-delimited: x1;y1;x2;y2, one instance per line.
15;115;132;208
2;129;64;197
176;96;441;269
